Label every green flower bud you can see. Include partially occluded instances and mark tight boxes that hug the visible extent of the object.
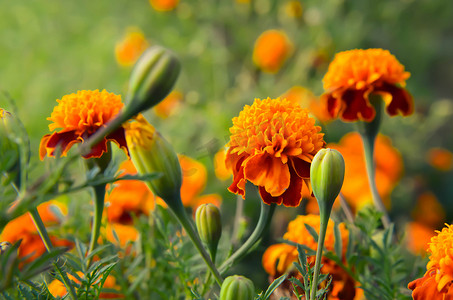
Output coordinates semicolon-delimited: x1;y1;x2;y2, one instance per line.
0;241;12;255
125;45;181;117
219;275;255;300
124;115;182;204
310;148;345;214
195;203;222;260
0;109;20;172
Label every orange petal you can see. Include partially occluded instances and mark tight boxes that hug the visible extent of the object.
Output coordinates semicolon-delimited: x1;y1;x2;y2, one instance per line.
340;89;375;121
408;273;446;300
259;166;304;207
44;131;80;158
376;82;413;117
262;243;297;276
244;153;290;197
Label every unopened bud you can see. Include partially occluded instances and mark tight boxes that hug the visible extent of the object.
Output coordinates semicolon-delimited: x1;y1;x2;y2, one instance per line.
125;45;181;118
195;203;222;260
124;115;182;203
219;275;255;300
310;148;345;214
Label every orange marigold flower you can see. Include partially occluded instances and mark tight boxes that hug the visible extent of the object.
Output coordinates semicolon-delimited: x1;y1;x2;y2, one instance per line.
252;30;293;73
427;147;453;172
149;0;179;11
281;86;332;123
321;48;413;122
0;202;72;263
408;224;453;299
104;223;139;248
226;98;325;207
329;132;402;211
115;28;149;67
154;91;183;119
39;90;128;160
262;215;352;299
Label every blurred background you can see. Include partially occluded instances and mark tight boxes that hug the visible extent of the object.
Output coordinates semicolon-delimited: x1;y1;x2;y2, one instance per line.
1;0;453;290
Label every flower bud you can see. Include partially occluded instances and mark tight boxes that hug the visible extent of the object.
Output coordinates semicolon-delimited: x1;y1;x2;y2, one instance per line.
124;115;182;203
0;109;20;172
195;203;222;260
0;241;12;255
219;275;255;300
310;148;345;214
125;45;181;118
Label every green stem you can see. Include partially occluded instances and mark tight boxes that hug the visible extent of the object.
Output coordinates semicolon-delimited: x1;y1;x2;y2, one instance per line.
218;201;275;275
87;184;106;265
357;96;390;228
310;213;329;300
29;208;77;300
169;194;223;287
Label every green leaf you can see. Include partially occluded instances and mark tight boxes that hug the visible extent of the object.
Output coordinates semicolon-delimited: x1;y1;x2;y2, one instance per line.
304;224;319;242
261;273;288;300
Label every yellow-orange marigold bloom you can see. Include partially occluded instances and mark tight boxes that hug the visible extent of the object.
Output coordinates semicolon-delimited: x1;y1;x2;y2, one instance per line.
280;86;332;123
427;147;453;172
284;1;303;18
39;90;128;160
0;202;72;263
252;30;293;73
115;29;149;67
149;0;179;11
154;91;183;119
321;49;413;122
262;215;352;299
226;98;325;207
408;224;453;299
329;132;402;211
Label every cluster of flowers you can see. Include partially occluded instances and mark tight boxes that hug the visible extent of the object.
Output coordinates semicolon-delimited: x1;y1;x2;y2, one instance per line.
2;27;452;298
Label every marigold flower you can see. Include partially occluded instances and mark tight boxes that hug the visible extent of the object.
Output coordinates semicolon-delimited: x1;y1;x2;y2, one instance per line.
328;132;402;211
427;147;453;171
408;224;453;299
104;223;139;248
115;28;149;67
149;0;179;11
226;97;325;207
0;202;72;263
321;48;413;122
154;91;183;119
252;30;293;73
39;90;128;160
284;1;303;18
262;214;352;299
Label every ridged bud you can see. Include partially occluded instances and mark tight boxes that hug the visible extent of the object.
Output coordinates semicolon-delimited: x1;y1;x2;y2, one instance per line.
0;109;20;172
125;45;181;118
219;275;255;300
310;148;345;214
195;203;222;260
124;115;182;203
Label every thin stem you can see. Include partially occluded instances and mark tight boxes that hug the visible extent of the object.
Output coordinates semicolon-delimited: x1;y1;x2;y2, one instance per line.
339;193;354;223
87;184;106;265
218;201;275;275
170;194;223;287
310;213;329;300
29;208;77;300
360;132;390;228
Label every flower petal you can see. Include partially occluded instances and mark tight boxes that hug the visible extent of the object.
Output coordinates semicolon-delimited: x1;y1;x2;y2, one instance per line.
375;82;413;117
341;89;376;121
244;153;290;197
258;166;304;207
44;131;80;158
